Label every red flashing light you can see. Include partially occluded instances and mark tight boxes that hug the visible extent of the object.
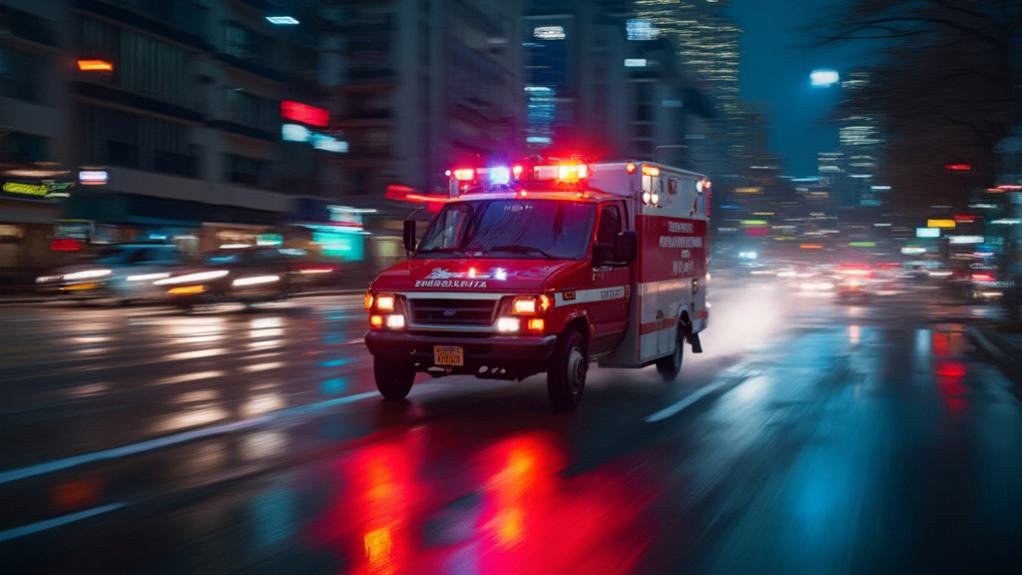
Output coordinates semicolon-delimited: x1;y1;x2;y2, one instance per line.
945;163;972;172
384;184;415;201
280;100;329;127
77;59;113;72
953;214;975;223
385;184;446;211
452;168;475;182
625;162;637;174
972;273;994;282
558;164;588;182
996;184;1022;191
50;238;80;251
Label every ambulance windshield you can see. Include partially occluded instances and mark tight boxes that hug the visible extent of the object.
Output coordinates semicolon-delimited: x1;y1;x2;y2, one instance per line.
416;199;595;260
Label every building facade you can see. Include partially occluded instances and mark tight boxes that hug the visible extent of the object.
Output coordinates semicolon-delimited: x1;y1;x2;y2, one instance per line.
1;0;347;279
331;0;523;201
634;0;747;177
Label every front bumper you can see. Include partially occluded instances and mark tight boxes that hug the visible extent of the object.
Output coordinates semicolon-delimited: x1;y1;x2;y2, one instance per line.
365;330;558;374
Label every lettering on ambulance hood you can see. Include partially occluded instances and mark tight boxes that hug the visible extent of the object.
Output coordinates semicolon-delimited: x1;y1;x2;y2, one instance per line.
415;279;488;288
414;267;488;289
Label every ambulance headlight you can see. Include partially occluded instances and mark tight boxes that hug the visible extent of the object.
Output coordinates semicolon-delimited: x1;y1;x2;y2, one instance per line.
497;317;521;333
385;314;405;329
511;294;552;315
642;192;652;205
651;193;660;205
375;294;396;312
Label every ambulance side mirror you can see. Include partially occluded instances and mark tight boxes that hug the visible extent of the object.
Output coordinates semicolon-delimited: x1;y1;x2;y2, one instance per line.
614;231;637;264
402;220;417;253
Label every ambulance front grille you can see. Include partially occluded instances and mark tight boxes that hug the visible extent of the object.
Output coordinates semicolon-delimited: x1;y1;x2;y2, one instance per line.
409;299;496;326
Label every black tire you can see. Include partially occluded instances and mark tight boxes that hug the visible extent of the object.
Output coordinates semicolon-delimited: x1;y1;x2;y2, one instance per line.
374;357;415;400
655;327;685;381
547;330;588;410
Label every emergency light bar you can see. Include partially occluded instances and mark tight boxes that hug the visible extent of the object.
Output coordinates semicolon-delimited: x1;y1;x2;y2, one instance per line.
447;158;593;192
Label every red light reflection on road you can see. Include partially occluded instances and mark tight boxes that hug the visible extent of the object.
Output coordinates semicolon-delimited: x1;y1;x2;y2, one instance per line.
479;435;559;550
473;433;654;575
309;430;654;574
936;360;968;416
311;436;422;575
50;478;100;511
932;332;950;357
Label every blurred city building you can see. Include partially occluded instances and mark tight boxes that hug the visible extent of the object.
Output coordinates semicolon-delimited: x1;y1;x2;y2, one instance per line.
521;0;714;171
330;0;523;201
522;0;630;157
836;70;887;211
623;35;714;169
634;0;750;178
0;0;355;283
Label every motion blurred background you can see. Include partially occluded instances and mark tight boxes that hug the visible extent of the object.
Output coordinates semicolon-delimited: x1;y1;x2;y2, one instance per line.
0;0;1020;314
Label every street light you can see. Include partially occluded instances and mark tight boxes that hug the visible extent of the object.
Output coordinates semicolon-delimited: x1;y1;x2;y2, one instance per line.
810;69;840;87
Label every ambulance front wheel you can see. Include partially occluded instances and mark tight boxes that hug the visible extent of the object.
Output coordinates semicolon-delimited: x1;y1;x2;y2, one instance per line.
374;357;415;400
547;330;588;411
656;329;685;381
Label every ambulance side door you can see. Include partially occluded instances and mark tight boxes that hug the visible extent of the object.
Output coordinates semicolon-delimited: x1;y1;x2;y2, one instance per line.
589;202;631;354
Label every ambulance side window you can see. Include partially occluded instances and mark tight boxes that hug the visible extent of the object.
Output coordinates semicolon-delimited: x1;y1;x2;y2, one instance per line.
597;205;622;246
595;205;622;263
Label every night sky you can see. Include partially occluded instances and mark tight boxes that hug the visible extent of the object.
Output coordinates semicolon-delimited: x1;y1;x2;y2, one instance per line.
730;0;869;176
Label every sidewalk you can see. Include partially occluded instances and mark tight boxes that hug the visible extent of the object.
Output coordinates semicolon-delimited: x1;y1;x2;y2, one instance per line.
968;323;1022;382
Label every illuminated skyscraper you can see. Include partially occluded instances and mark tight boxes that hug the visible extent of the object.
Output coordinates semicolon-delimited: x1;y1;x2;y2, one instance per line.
838;70;887;208
634;0;748;175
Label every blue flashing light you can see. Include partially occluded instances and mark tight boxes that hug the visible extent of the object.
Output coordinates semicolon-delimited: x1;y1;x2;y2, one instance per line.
489;166;511;185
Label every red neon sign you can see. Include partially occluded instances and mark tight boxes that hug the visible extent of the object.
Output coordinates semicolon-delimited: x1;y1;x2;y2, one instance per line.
50;238;81;251
280;100;329;127
944;163;972;171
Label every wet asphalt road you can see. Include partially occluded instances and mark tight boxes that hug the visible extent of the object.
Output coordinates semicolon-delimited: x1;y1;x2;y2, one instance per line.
1;276;1020;574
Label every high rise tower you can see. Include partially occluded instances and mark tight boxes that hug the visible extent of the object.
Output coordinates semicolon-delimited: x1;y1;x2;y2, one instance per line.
634;0;748;175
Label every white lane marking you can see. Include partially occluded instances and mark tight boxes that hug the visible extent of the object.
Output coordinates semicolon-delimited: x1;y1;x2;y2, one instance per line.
643;372;754;423
0;391;380;486
0;502;125;543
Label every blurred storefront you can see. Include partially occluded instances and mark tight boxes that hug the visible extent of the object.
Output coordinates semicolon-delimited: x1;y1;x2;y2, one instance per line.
0;174;73;285
290;198;405;276
62;190;281;253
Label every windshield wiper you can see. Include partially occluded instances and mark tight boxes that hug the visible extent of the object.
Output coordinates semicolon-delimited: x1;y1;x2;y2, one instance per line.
487;245;557;259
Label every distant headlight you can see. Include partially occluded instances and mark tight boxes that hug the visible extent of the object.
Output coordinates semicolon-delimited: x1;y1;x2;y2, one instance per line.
36;275;60;283
63;269;112;281
155;270;229;286
126;272;171;282
232;274;279;287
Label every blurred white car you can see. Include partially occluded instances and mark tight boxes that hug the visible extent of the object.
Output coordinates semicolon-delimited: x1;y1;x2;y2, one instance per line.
36;242;185;304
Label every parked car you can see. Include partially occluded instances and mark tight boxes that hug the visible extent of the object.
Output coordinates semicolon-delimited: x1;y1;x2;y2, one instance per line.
35;242;185;304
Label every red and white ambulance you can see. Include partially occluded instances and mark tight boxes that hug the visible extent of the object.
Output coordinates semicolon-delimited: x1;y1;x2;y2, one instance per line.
364;158;710;409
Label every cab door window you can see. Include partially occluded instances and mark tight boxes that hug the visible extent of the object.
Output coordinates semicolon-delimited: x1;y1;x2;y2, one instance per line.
595;204;622;261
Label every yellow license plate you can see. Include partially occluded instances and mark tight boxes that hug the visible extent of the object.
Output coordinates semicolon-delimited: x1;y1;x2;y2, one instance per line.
434;345;464;367
168;285;205;295
63;283;98;291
